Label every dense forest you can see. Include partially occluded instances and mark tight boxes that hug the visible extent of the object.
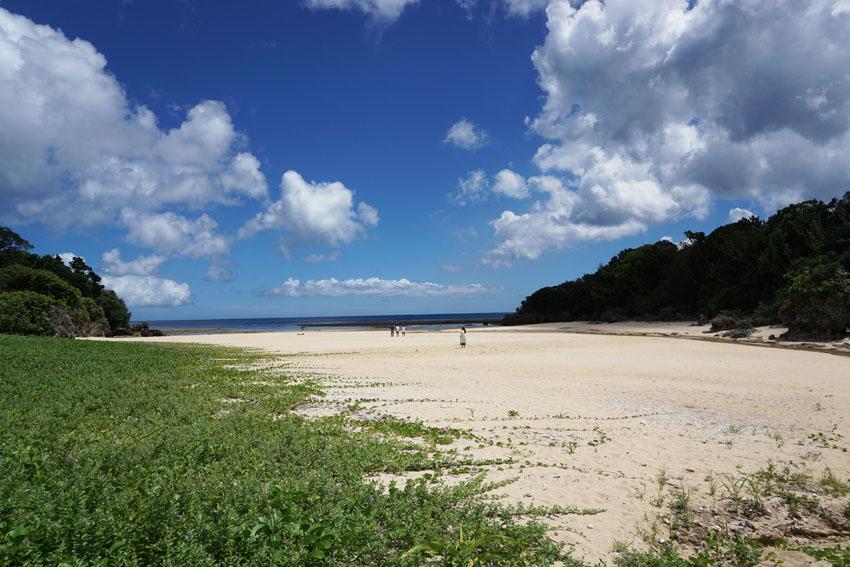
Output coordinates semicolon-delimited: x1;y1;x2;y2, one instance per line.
503;192;850;337
0;226;131;337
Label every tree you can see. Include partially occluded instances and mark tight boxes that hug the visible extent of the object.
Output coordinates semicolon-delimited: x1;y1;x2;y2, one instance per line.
0;226;33;254
778;258;850;336
97;289;131;332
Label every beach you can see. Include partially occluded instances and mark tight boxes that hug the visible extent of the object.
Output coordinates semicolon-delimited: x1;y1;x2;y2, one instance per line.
103;322;850;565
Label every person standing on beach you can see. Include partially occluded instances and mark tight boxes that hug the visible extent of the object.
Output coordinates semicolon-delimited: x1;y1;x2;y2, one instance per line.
401;326;406;337
459;327;467;348
390;326;394;337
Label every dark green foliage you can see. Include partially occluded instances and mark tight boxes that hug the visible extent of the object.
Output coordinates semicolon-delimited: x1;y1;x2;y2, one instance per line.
505;192;850;335
97;289;131;331
0;336;572;566
0;226;131;336
0;264;83;308
614;534;764;567
0;291;56;335
0;226;33;254
778;257;850;336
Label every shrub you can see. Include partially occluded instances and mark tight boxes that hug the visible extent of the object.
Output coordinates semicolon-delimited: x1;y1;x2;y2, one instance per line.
779;260;850;335
0;291;56;335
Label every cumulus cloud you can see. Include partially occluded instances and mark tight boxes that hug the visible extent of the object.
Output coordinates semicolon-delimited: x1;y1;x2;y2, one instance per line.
492;169;530;199
443;118;490;150
450;170;488;205
0;8;267;230
98;248;193;305
120;210;230;258
239;170;378;248
728;207;756;222
101;275;191;307
486;0;850;262
101;248;167;277
303;0;419;22
267;277;498;297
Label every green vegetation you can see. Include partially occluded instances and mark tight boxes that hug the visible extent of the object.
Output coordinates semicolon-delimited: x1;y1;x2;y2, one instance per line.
0;226;131;337
0;335;573;566
614;533;766;567
504;192;850;337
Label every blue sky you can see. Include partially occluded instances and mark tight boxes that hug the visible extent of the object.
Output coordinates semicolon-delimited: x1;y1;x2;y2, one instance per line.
1;0;849;320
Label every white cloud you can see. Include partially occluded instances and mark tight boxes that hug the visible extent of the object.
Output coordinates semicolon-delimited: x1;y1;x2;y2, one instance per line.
305;250;343;264
204;264;237;281
240;170;378;248
267;277;498;297
454;227;478;240
492;169;530;199
441;264;462;272
0;8;267;230
450;170;488;206
503;0;549;17
101;248;167;277
443;118;490;150
303;0;419;22
120;210;230;258
728;207;756;223
101;275;191;307
486;0;850;262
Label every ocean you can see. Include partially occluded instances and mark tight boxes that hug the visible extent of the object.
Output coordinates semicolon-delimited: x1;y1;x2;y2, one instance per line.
137;312;509;334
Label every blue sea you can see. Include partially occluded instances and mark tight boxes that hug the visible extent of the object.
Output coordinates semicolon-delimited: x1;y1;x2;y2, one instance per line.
136;312;508;335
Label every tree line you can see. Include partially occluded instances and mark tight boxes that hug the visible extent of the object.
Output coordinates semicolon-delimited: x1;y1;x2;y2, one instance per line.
503;192;850;337
0;226;131;337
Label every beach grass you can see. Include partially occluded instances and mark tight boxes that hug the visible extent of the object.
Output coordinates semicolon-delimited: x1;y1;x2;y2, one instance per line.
0;334;574;566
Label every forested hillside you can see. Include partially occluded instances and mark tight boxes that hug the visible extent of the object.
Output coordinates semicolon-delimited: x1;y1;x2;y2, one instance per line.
0;226;131;337
504;192;850;336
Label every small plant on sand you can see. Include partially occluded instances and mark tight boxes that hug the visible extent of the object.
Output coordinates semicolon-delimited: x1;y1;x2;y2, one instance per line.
615;532;766;567
767;430;784;448
587;426;611;450
819;467;850;496
745;476;765;512
507;409;519;418
705;473;717;496
671;487;692;524
656;466;668;490
720;473;746;505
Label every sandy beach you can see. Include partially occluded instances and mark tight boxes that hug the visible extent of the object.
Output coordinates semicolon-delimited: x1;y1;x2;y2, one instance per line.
101;322;850;565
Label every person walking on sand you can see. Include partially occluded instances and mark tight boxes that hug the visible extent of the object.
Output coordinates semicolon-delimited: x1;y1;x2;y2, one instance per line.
459;327;467;348
401;326;406;337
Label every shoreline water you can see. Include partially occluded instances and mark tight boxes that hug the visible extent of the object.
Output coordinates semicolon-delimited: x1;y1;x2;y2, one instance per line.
135;312;508;335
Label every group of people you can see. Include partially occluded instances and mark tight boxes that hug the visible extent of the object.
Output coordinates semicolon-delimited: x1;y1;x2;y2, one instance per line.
388;324;469;348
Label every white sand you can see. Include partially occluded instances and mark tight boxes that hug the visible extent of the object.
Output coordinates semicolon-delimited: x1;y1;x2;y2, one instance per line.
99;322;850;564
